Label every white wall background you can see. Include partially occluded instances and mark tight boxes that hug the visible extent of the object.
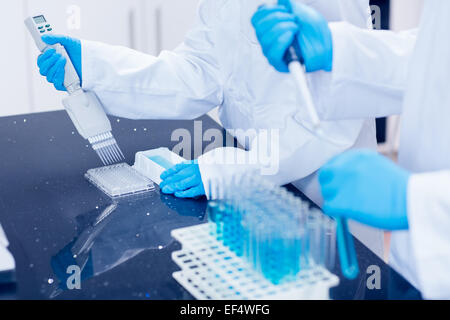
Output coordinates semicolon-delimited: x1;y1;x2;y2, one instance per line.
380;0;424;156
390;0;424;31
1;0;200;117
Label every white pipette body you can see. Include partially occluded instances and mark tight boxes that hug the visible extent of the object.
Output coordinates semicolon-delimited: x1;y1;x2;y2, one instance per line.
288;60;322;131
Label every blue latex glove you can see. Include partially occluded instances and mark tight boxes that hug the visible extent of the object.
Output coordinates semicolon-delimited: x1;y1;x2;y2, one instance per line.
319;150;411;231
251;4;299;72
252;0;332;73
37;35;82;91
160;161;206;199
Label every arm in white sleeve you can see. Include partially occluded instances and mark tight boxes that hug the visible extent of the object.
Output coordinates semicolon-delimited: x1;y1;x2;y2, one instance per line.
198;113;365;200
311;22;418;121
407;171;450;299
81;0;223;120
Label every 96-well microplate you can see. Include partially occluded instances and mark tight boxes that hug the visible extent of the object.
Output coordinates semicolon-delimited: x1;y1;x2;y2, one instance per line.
85;163;155;198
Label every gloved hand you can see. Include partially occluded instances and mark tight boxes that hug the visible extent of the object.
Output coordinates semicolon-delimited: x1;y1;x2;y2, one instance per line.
252;0;332;73
251;4;299;72
319;150;411;231
37;35;82;91
160;161;206;199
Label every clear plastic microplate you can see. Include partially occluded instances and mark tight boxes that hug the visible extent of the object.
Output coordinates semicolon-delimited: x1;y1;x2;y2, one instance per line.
85;163;155;198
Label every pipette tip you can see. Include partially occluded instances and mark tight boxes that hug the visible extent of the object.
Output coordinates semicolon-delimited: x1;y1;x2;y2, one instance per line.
88;132;125;166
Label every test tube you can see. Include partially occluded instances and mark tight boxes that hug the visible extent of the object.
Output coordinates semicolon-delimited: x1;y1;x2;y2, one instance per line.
305;208;320;269
323;216;337;271
206;174;341;285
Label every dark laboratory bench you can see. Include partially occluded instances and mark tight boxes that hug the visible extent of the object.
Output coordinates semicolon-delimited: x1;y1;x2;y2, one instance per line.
0;110;421;300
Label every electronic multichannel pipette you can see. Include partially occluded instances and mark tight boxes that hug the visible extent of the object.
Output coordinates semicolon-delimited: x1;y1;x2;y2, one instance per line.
25;15;125;166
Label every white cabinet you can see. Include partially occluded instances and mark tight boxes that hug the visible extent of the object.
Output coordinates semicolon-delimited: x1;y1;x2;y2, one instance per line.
1;1;32;116
23;0;145;113
144;0;200;54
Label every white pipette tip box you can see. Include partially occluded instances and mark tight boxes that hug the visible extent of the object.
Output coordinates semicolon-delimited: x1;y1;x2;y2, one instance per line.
85;148;186;198
133;147;186;185
85;163;155;198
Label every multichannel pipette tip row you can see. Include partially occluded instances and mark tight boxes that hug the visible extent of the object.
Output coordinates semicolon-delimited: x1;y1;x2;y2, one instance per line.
88;132;125;165
207;174;337;285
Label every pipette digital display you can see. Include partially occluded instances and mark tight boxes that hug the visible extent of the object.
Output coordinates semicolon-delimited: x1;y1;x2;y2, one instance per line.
33;15;47;24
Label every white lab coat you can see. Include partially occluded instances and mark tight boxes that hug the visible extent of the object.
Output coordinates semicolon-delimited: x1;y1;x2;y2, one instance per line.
81;0;384;256
316;0;450;299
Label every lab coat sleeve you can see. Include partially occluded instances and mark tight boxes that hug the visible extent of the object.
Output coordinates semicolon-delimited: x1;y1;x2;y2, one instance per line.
407;171;450;299
81;0;223;120
198;115;361;201
310;22;417;120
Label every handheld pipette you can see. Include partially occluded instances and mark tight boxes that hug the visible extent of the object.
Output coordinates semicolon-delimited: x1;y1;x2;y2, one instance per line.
284;44;322;132
276;0;355;149
273;0;321;134
25;15;125;166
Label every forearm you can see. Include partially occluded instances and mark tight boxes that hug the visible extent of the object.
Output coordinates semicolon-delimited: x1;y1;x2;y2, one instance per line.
198;115;370;199
310;22;417;120
81;39;222;120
